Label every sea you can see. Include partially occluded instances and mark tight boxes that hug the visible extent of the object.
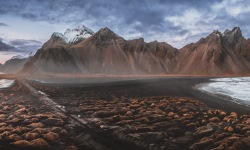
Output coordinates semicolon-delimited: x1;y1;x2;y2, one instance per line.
198;77;250;105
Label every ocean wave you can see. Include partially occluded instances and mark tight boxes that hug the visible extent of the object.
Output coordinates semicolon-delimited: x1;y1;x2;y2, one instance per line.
0;79;15;89
198;77;250;103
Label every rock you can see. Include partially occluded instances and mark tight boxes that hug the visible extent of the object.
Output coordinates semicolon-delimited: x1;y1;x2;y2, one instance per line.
230;112;238;118
65;145;79;150
29;122;44;128
228;136;240;142
60;129;68;136
0;122;7;127
30;128;48;134
42;132;59;142
126;111;133;116
30;138;49;149
186;122;196;128
6;134;21;141
201;119;207;125
24;132;40;141
155;109;164;114
110;115;121;122
41;118;64;126
151;103;156;107
195;126;214;136
167;112;175;117
209;117;220;123
167;127;185;137
241;126;250;133
219;111;227;117
225;126;234;132
137;117;150;124
215;143;228;149
214;133;231;141
51;127;63;133
241;138;250;148
11;140;31;148
173;135;194;144
190;138;213;150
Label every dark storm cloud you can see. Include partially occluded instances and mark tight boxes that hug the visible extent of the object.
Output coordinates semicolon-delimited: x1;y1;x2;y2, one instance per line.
0;23;8;26
0;0;249;48
10;39;42;46
0;0;219;26
0;40;17;52
9;39;42;52
0;37;42;54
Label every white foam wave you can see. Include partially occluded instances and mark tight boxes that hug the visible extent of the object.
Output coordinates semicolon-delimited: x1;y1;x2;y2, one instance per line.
198;77;250;103
0;79;15;89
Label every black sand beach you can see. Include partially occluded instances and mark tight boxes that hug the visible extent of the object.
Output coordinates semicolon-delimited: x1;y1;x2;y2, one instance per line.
31;77;250;115
1;76;250;150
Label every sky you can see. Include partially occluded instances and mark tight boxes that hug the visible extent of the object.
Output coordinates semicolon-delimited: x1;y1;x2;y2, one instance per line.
0;0;250;64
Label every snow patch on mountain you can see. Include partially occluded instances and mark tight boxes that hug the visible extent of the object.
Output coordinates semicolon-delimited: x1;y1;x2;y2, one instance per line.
11;52;35;60
52;25;94;44
11;55;26;59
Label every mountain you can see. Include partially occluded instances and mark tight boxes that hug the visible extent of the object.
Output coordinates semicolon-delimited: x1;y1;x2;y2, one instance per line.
1;56;28;73
21;26;250;75
22;46;80;73
68;27;178;74
175;27;250;74
22;27;178;74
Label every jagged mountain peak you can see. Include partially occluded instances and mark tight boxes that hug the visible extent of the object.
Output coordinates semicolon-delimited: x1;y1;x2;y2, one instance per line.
51;25;94;44
223;27;244;44
223;27;242;37
93;27;121;40
11;55;26;60
204;27;244;45
210;30;222;39
212;30;221;34
91;27;123;42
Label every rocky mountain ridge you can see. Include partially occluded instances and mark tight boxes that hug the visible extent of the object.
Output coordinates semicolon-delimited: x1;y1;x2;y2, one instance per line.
174;27;250;74
23;27;178;74
1;26;249;75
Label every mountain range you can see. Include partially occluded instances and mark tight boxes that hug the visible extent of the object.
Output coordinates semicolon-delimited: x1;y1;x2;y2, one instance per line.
1;26;250;75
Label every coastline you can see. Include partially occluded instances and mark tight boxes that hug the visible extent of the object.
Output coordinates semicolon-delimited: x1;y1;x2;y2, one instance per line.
1;76;250;149
27;76;250;149
29;76;250;115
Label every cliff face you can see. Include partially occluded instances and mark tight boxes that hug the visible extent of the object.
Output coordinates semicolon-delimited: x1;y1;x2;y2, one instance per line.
175;27;250;75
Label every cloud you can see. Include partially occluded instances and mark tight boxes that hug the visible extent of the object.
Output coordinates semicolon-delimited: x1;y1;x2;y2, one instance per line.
0;40;17;52
212;0;250;17
0;37;42;53
9;39;42;46
0;23;8;26
0;0;250;48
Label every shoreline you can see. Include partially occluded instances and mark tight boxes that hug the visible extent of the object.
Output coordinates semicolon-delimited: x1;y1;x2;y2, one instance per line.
30;76;250;115
26;76;250;149
1;76;250;149
195;82;250;108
